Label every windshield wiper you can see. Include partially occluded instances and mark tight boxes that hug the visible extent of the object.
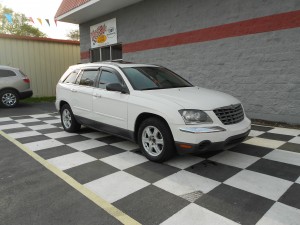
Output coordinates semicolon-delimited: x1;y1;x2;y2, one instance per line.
141;87;161;90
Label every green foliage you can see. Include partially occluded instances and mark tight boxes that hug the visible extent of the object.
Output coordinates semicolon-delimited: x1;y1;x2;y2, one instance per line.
21;96;56;103
66;29;80;41
0;3;46;37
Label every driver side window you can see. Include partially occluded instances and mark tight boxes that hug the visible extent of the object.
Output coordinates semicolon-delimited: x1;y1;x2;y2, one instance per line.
98;70;122;89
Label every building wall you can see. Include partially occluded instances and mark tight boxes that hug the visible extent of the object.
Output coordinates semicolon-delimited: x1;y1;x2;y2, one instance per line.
80;0;300;124
0;35;80;97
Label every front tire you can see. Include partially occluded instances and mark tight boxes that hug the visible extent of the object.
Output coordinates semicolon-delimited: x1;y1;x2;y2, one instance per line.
0;89;19;108
60;104;81;132
138;117;175;162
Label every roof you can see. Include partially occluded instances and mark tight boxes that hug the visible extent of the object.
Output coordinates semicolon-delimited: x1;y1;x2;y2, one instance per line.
55;0;91;18
69;61;159;69
55;0;142;24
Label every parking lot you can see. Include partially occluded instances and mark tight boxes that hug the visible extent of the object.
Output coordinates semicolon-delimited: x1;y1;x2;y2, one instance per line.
0;103;300;225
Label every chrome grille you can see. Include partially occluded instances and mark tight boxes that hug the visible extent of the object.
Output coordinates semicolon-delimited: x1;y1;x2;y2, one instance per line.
213;104;244;125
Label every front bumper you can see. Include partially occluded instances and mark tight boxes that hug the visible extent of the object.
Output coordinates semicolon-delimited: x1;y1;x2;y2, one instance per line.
175;129;250;154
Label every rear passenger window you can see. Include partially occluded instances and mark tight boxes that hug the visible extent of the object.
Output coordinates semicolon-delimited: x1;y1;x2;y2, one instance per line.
0;69;16;78
63;70;79;84
79;70;98;87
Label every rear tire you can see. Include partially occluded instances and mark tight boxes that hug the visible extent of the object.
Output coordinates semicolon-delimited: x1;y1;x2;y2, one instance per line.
0;89;19;108
138;117;175;162
60;104;81;132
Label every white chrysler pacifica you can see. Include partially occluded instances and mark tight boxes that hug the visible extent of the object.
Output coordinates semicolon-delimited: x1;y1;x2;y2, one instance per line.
56;61;251;162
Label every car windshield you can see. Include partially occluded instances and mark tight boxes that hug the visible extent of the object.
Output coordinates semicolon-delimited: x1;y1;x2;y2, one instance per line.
122;67;192;90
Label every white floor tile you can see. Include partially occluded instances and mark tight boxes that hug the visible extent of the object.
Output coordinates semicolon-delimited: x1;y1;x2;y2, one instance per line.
268;127;300;136
161;203;239;225
30;114;52;118
80;132;109;139
164;155;205;169
45;131;77;139
84;171;149;203
264;149;300;166
0;123;25;130
296;176;300;184
67;140;106;151
47;152;96;170
24;139;64;151
224;170;292;201
0;117;12;122
43;119;61;124
244;137;285;149
154;170;220;196
210;151;259;169
111;141;139;151
249;130;265;137
256;202;300;225
9;131;41;139
289;136;300;145
100;152;148;170
29;124;56;130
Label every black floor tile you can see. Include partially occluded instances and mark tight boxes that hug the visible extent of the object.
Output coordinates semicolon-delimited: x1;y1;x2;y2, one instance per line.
113;185;189;225
83;145;126;159
96;136;126;144
278;183;300;210
193;150;223;158
0;120;18;125
3;127;33;133
247;159;300;182
17;135;50;144
186;160;241;182
65;161;119;184
56;135;89;144
38;127;63;134
22;121;47;126
251;125;273;132
278;143;300;153
125;161;180;183
230;143;273;157
35;145;77;160
38;116;58;121
10;115;33;119
195;184;275;225
258;133;294;142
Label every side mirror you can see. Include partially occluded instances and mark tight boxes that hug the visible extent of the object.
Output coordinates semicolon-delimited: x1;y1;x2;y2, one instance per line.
106;83;128;94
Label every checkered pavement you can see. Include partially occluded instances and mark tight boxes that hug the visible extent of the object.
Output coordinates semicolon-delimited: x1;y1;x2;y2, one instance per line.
1;113;300;225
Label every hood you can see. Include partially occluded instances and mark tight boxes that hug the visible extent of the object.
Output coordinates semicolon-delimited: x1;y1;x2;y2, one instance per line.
136;87;240;110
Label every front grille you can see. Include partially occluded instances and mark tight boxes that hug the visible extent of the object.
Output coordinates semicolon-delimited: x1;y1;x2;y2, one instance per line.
213;104;244;125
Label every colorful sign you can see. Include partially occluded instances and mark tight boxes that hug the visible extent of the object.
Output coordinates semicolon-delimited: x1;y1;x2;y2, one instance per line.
90;18;117;48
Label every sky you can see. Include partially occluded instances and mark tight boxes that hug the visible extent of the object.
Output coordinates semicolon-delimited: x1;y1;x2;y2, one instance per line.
0;0;79;39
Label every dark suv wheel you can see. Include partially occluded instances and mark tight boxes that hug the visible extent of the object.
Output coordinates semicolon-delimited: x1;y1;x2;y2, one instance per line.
138;117;175;162
0;89;19;108
60;104;81;132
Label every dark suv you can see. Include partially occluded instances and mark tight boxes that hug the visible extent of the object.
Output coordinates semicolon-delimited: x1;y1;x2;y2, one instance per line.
0;65;33;108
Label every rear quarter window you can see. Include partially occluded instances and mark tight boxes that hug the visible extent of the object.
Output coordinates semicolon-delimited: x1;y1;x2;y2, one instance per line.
63;70;79;84
0;69;16;78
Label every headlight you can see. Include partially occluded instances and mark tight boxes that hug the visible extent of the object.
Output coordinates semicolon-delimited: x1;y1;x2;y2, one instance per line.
179;109;212;124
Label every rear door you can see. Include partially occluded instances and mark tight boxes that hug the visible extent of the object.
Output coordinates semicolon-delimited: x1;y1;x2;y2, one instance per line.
92;67;129;129
72;68;99;120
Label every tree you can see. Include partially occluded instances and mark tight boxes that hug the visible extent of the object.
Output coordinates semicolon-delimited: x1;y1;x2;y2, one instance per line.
0;4;46;37
66;29;80;41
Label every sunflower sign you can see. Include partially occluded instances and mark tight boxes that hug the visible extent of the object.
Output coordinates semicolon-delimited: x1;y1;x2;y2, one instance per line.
90;18;117;48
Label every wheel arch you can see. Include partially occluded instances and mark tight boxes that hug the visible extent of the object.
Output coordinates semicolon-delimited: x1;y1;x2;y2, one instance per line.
134;112;173;142
0;87;20;97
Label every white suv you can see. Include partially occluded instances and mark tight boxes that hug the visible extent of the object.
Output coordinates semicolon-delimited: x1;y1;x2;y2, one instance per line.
56;61;251;162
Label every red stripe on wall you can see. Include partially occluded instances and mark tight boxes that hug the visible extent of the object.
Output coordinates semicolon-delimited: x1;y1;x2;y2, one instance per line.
81;51;90;59
123;10;300;53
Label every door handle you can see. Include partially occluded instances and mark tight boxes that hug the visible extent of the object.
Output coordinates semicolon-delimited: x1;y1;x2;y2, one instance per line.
93;94;101;98
71;89;77;92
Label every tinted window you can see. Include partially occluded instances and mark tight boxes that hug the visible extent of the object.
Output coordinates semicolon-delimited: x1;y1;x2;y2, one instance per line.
122;67;192;90
0;69;16;78
79;70;98;87
98;70;122;89
63;70;79;84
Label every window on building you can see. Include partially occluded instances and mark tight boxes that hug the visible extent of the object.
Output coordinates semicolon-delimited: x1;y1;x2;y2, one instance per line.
0;69;16;78
79;70;99;87
91;44;122;62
